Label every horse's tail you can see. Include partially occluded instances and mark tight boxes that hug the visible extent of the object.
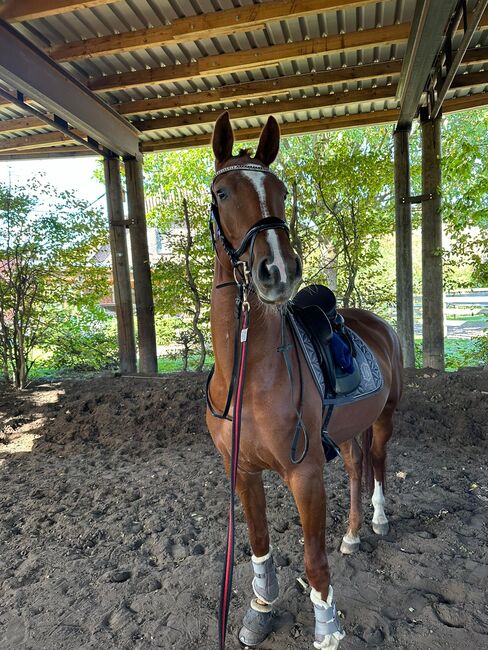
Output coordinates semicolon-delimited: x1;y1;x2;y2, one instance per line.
362;427;374;497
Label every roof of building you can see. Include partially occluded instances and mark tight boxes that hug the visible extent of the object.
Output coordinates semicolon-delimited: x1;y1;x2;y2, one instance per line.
0;0;486;158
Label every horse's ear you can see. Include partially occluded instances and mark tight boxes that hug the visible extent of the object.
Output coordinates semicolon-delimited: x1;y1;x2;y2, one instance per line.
212;112;234;165
254;116;280;166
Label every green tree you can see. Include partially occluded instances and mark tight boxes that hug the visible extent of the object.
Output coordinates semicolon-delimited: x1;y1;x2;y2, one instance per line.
0;179;109;388
409;109;488;289
144;149;214;370
277;128;395;309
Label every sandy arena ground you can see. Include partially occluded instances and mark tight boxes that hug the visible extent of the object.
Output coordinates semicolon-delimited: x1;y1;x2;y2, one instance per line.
0;368;487;649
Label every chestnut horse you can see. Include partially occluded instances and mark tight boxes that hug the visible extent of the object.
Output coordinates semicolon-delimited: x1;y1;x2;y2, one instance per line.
206;112;403;649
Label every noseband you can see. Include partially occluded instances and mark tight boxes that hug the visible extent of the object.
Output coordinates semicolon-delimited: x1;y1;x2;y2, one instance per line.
209;163;290;270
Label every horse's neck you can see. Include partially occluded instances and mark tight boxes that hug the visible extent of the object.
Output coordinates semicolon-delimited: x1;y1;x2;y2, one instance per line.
211;260;281;382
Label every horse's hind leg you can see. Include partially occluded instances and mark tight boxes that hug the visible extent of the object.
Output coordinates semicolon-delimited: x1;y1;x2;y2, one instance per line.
235;470;278;647
339;438;363;554
288;465;345;649
370;411;393;535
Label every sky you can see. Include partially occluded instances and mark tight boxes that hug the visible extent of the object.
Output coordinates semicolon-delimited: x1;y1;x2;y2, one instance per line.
0;156;106;211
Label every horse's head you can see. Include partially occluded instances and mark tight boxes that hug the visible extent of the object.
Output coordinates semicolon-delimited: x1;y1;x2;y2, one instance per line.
211;112;302;305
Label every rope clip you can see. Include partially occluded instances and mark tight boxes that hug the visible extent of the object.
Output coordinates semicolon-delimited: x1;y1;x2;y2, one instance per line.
234;261;251;311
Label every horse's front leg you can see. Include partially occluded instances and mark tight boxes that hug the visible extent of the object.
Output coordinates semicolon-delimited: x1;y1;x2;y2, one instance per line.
234;468;279;648
288;464;345;650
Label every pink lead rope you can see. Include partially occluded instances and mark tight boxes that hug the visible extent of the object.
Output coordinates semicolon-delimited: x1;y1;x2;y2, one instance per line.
218;306;250;650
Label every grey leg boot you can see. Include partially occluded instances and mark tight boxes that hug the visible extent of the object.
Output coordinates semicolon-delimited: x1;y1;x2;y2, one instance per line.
238;549;279;647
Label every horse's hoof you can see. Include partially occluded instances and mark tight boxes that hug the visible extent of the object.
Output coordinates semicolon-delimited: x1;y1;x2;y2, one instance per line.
238;602;274;648
340;539;360;555
372;521;389;536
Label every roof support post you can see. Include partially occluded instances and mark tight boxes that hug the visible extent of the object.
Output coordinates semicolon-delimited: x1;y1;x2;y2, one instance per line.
104;155;137;374
393;126;415;368
420;110;444;370
124;156;158;375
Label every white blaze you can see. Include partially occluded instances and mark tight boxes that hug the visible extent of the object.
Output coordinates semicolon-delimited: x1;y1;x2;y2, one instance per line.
240;170;287;282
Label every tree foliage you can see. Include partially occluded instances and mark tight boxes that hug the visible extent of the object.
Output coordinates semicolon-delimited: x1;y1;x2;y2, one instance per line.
144;149;214;370
0;179;109;387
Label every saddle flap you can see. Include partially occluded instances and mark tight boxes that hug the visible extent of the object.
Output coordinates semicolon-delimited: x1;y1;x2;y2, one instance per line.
291;304;333;357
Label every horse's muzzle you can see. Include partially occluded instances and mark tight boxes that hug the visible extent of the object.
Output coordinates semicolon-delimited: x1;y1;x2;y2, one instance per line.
253;253;302;304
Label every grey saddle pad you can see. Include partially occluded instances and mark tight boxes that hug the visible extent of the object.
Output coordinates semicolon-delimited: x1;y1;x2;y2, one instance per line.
287;313;384;406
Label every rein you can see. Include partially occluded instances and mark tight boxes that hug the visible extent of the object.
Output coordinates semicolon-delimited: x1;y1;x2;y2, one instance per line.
206;163;308;649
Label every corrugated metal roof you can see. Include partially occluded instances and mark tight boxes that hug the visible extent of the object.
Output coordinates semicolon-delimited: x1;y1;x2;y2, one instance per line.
0;0;486;156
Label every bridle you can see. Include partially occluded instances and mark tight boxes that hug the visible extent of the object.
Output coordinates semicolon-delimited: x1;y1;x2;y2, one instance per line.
209;163;291;282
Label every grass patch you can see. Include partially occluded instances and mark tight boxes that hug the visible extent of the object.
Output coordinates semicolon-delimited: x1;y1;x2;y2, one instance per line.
157;355;214;373
415;337;485;371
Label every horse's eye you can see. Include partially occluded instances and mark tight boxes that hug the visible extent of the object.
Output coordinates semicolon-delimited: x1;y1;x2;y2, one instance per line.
217;189;228;200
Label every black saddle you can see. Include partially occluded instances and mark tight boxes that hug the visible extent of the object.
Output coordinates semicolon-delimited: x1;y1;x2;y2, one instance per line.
290;284;361;397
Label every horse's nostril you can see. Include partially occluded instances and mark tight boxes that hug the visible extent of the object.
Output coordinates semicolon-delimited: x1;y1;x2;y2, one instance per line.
258;258;272;283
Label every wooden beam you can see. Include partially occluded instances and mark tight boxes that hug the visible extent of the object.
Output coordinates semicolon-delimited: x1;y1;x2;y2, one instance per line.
87;22;411;93
421;112;444;370
393;126;415;368
462;45;488;64
441;92;488;112
141;109;401;152
87;9;488;95
124;157;158;375
0;131;74;151
116;60;403;117
0;0;118;22
3;66;481;139
48;0;381;62
139;91;487;153
132;69;487;134
104;156;137;375
450;70;488;89
114;47;488;117
136;85;398;133
0;115;46;134
0;146;92;159
0;18;141;158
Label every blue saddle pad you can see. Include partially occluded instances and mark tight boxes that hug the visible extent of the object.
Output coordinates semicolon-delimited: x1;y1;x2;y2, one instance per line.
287;313;384;406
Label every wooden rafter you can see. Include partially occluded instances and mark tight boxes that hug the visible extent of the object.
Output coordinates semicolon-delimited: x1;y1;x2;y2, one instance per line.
136;85;398;133
114;47;488;117
0;116;46;134
0;131;75;151
450;70;488;89
2;65;486;138
2;90;486;157
142;109;402;152
87;10;488;94
132;68;488;134
116;60;403;117
0;145;91;160
48;0;381;62
140;91;488;152
87;22;411;93
0;0;118;22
